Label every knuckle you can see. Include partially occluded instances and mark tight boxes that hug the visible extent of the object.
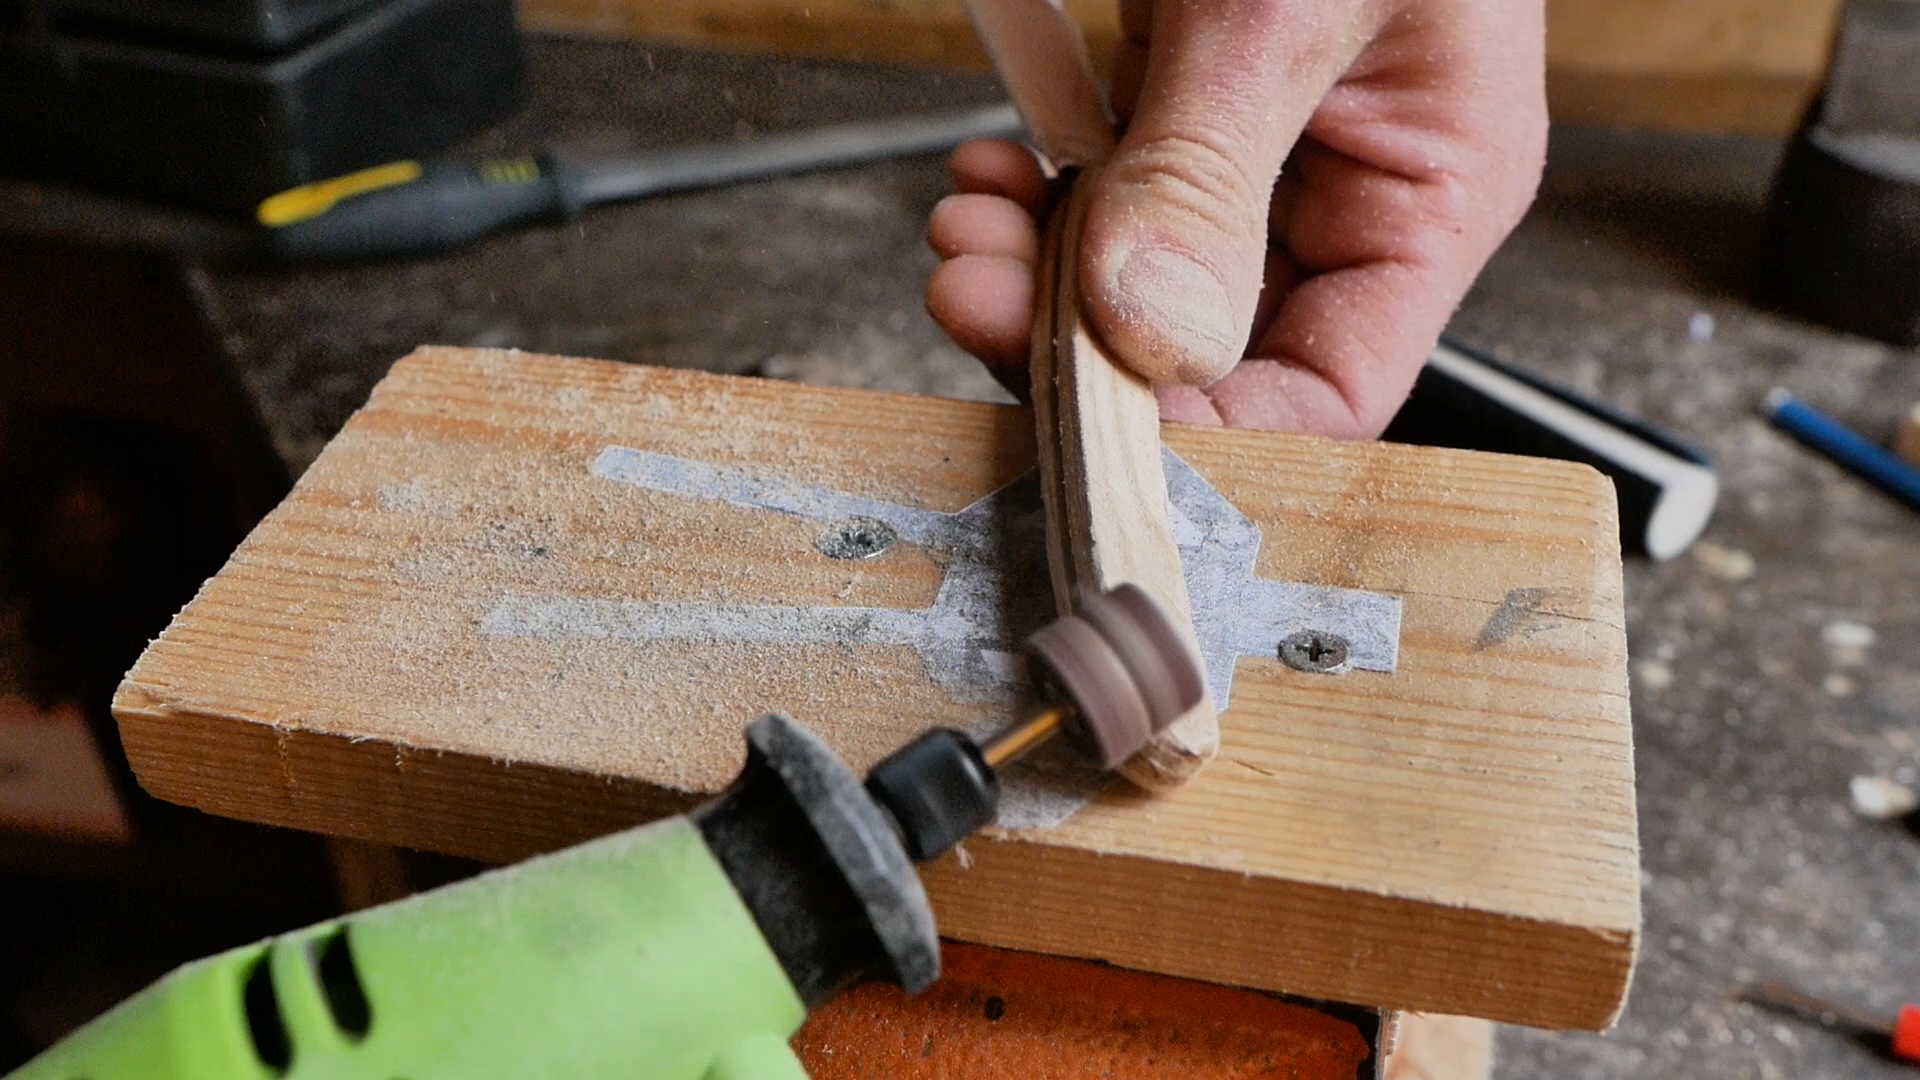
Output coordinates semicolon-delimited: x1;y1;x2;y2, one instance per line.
1111;130;1267;239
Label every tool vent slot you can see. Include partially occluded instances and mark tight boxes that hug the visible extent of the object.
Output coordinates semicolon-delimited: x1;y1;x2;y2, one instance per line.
242;953;293;1073
313;927;373;1040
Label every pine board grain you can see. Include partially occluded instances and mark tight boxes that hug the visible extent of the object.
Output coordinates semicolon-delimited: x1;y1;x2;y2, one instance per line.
114;346;1638;1029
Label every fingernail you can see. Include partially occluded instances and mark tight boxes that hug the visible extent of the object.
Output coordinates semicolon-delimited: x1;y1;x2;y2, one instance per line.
1105;244;1237;381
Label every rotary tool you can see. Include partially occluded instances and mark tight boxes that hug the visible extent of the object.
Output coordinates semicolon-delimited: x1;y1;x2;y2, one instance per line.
9;582;1203;1079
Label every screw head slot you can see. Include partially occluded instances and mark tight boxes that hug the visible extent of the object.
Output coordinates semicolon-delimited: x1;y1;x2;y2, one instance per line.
1278;630;1351;675
816;517;897;561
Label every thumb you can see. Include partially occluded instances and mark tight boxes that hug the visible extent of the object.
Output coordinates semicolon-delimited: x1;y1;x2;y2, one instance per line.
1081;0;1374;385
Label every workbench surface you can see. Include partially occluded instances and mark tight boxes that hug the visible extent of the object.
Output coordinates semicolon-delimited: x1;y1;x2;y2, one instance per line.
6;36;1918;1080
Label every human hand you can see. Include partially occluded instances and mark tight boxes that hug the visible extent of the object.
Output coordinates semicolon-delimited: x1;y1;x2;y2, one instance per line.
925;0;1546;437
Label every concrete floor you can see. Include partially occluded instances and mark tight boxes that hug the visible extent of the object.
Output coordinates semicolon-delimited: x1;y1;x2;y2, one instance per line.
1451;134;1920;1076
1461;125;1920;1080
6;35;1918;1080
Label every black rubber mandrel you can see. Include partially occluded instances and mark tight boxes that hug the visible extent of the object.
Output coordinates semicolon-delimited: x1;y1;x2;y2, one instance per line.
864;583;1206;863
865;729;998;862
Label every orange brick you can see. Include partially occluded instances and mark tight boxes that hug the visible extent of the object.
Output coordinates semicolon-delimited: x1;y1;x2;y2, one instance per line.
795;942;1372;1079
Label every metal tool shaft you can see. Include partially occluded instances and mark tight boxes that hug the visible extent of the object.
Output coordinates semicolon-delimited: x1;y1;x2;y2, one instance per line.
1741;980;1893;1035
569;103;1025;206
979;705;1067;769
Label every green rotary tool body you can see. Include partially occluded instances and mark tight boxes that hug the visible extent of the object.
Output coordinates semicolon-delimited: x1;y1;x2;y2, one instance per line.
11;584;1202;1079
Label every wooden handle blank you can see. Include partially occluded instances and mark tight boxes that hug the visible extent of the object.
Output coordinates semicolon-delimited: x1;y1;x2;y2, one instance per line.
1896;402;1920;467
1030;172;1219;790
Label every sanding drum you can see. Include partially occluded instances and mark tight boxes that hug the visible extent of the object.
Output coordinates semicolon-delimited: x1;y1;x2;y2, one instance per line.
864;584;1204;863
1022;585;1206;769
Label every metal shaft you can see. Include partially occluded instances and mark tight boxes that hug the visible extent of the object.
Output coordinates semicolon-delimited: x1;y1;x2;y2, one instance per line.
569;103;1025;207
979;705;1069;769
1741;980;1894;1036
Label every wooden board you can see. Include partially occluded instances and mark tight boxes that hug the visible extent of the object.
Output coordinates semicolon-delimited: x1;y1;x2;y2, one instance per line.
519;0;1841;133
113;346;1638;1029
1545;0;1841;133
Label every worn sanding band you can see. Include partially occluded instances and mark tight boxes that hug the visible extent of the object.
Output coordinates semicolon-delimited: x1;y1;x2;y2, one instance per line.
1023;584;1204;769
1077;584;1204;728
1026;615;1152;769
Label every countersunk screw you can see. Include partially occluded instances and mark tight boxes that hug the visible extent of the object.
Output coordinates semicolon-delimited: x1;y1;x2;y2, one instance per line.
816;517;897;561
1278;630;1351;675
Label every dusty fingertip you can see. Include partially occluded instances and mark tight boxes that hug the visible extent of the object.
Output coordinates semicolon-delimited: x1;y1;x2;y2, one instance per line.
926;255;1037;374
927;194;1040;263
1082;237;1242;386
1074;203;1244;386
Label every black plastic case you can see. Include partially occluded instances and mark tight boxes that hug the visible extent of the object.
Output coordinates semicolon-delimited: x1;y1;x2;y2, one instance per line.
3;0;383;50
0;0;524;213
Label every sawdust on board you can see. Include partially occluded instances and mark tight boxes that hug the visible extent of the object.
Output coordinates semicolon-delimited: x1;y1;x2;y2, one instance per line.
298;350;1097;823
410;346;1021;512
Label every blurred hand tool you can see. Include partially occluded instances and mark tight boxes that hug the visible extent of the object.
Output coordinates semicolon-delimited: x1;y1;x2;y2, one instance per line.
257;103;1024;263
1742;979;1920;1064
8;583;1201;1080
